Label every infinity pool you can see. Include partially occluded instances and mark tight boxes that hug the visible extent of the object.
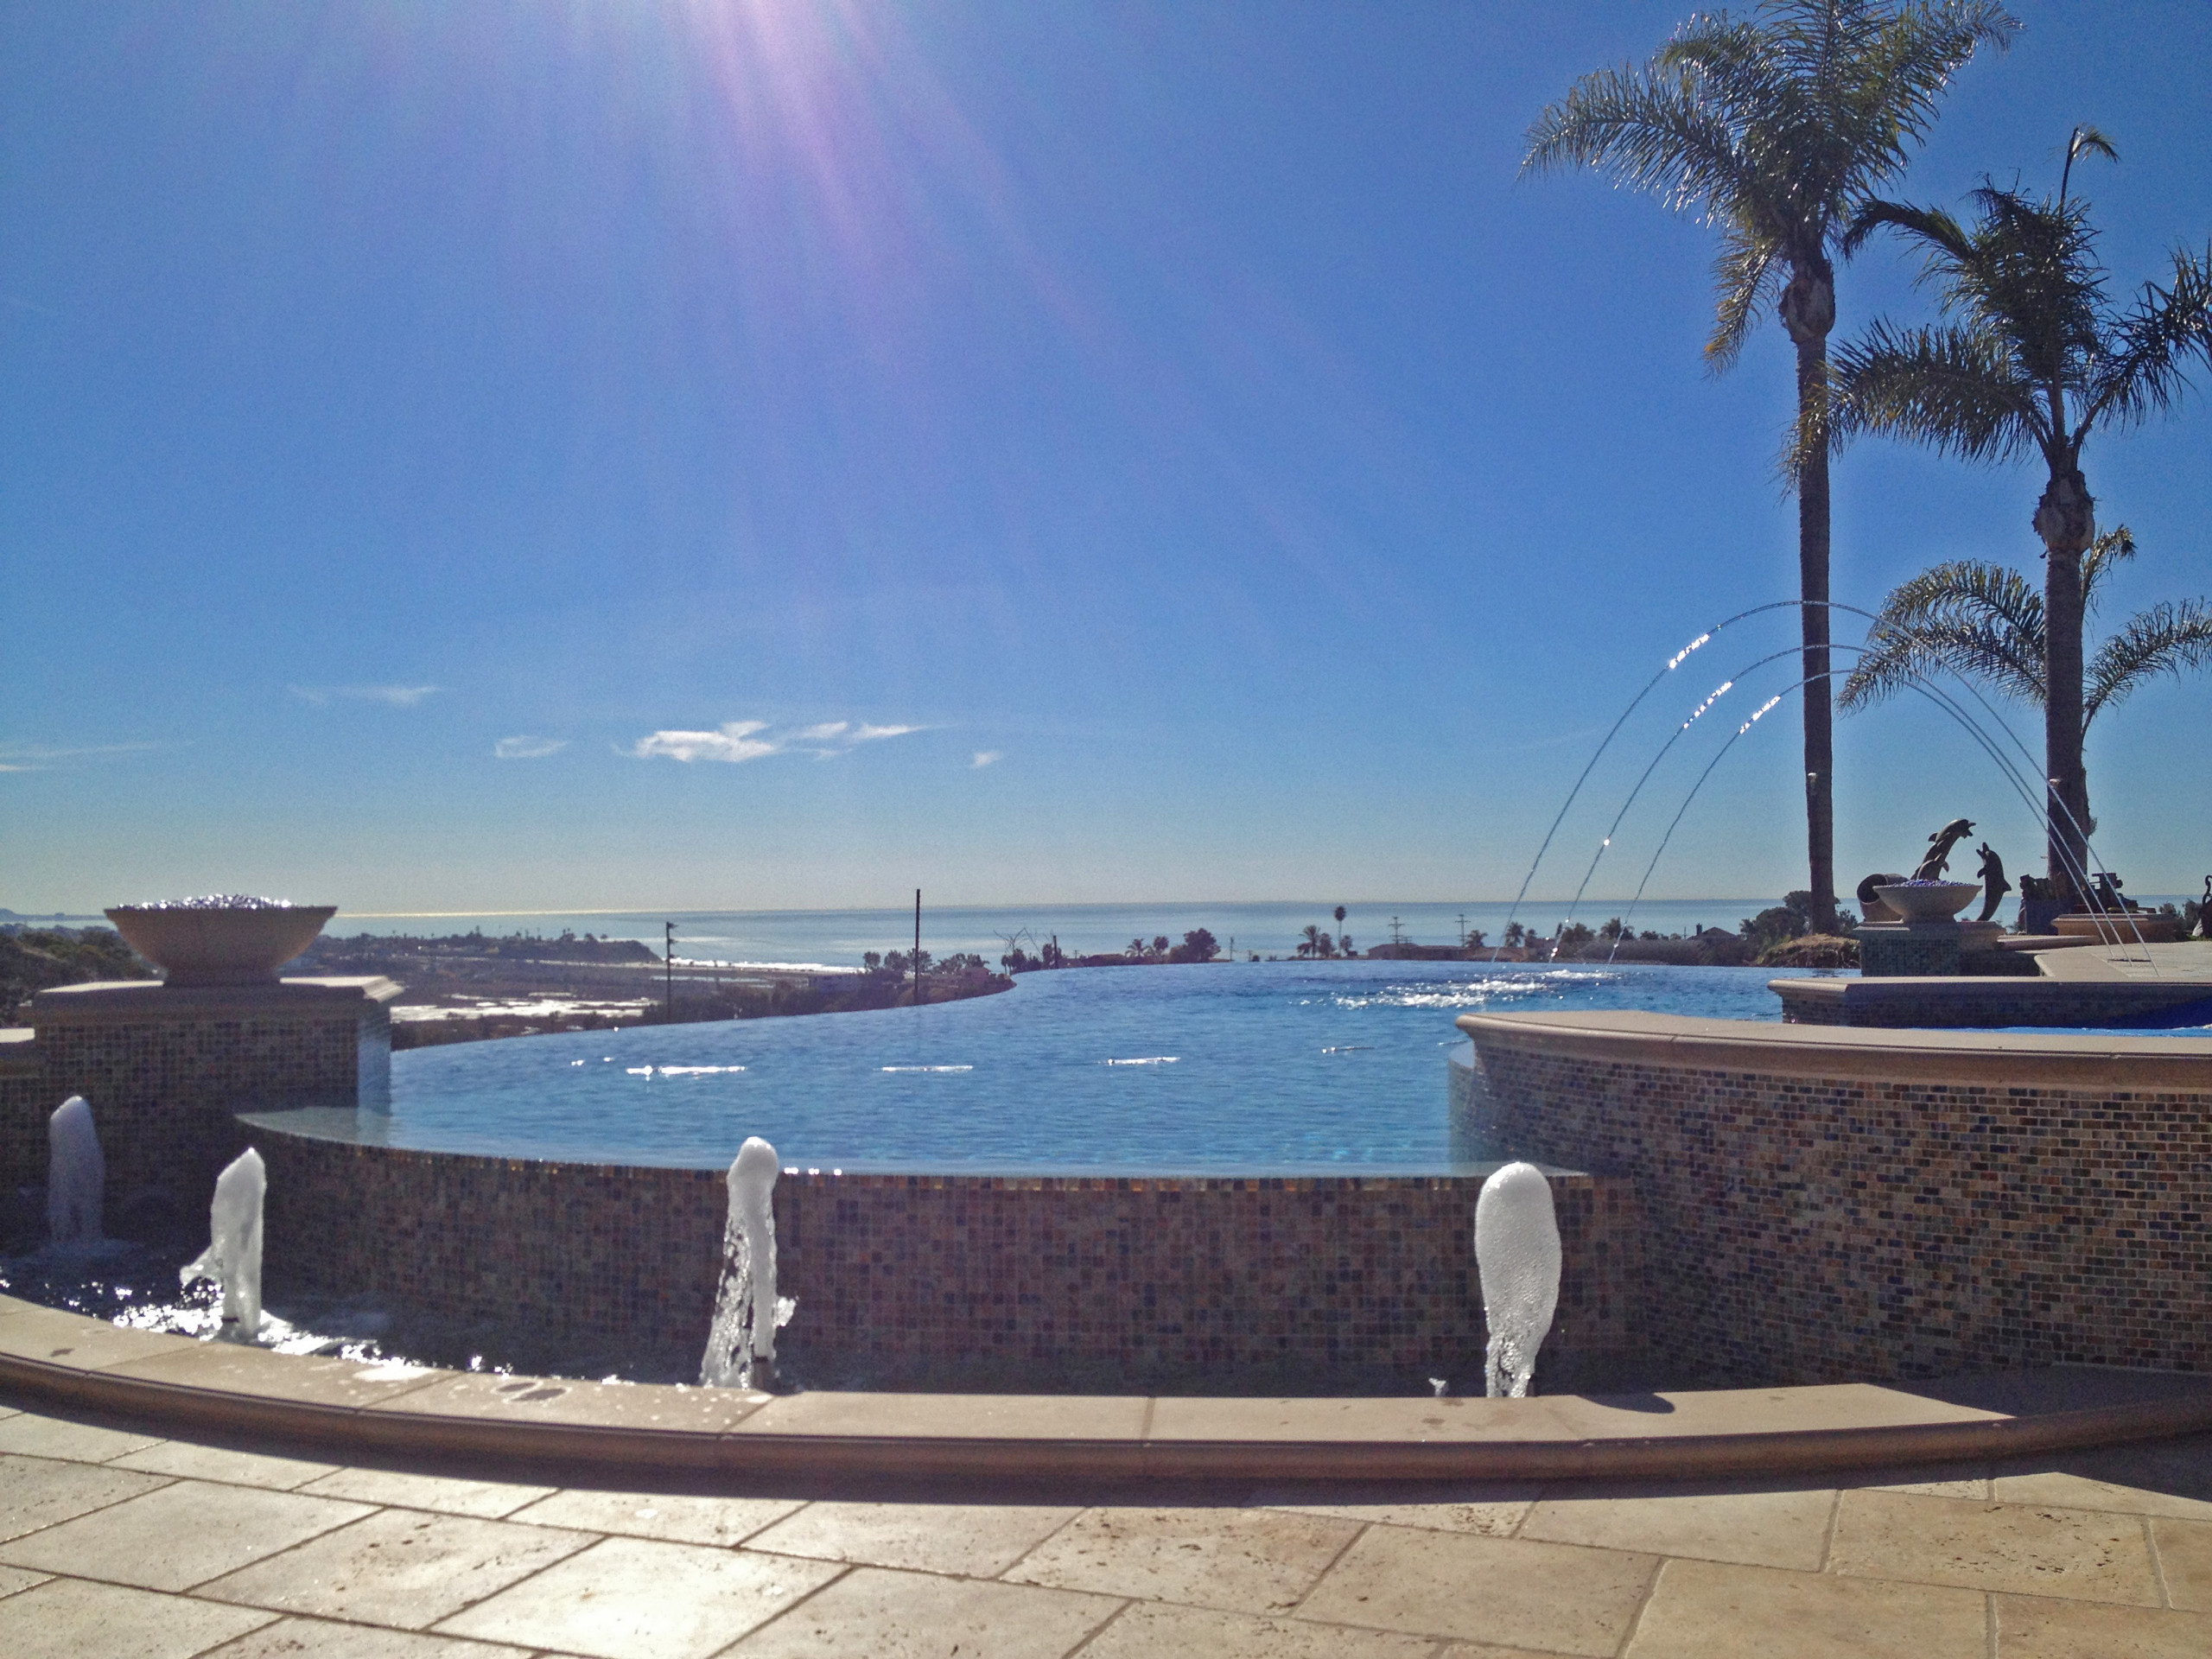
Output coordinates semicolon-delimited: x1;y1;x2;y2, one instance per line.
326;960;1826;1172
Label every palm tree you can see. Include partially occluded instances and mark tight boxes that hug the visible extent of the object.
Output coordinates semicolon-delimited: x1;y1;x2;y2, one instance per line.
1833;130;2212;895
1841;531;2212;847
1524;0;2015;930
1298;925;1325;960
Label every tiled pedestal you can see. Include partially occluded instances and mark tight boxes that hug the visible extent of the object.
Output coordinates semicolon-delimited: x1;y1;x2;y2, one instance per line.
1855;919;2002;977
3;977;398;1236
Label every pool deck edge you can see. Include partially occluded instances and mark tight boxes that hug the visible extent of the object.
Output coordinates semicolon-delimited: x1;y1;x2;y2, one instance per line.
6;1294;2210;1482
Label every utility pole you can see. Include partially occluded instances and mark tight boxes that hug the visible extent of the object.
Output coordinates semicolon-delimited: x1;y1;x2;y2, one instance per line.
664;921;677;1022
1390;915;1404;947
913;889;924;1007
1458;913;1468;950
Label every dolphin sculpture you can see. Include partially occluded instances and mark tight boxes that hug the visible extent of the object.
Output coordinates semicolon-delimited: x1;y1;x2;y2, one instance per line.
1913;818;1976;881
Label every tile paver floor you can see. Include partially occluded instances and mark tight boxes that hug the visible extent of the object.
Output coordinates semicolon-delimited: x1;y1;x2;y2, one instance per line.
3;1396;2212;1656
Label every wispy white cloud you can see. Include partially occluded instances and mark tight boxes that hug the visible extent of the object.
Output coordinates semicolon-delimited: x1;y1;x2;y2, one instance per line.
629;718;926;765
494;735;569;760
290;683;441;709
630;721;779;764
0;741;160;773
971;750;1004;768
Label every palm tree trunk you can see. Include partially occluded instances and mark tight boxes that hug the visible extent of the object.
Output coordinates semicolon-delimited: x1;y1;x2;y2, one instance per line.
1794;331;1837;932
2036;465;2094;902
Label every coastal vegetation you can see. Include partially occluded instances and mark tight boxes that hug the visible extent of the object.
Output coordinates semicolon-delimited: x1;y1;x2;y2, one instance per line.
1832;129;2212;892
303;929;661;971
999;929;1221;972
0;925;154;1019
299;930;1014;1051
1525;0;2017;931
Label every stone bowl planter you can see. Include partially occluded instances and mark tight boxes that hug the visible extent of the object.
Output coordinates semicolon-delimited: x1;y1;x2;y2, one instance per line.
1872;882;1981;925
105;904;337;988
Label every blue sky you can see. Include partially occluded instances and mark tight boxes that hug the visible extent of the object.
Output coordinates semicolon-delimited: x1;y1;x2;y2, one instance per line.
4;1;2209;914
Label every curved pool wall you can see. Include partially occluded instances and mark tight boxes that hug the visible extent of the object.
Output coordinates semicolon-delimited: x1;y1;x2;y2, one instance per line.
1456;1010;2212;1384
245;1113;1647;1388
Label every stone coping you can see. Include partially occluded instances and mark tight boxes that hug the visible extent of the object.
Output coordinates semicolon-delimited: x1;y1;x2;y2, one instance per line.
0;1028;37;1076
1770;973;2212;1026
1457;1007;2212;1089
6;1294;2211;1483
245;1103;1539;1179
28;976;403;1023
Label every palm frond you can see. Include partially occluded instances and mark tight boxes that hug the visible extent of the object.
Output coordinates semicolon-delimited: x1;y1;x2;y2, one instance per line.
1840;556;2045;712
2079;524;2136;613
1842;196;1974;263
1831;318;2043;460
1707;221;1786;369
2087;598;2212;723
1527;0;2014;333
1522;60;1746;218
2083;245;2212;433
2058;124;2119;205
1955;185;2107;383
2069;125;2120;163
1856;186;2102;380
1823;1;2019;189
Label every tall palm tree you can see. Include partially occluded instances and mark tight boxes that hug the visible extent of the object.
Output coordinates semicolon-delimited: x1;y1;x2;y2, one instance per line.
1840;531;2212;847
1833;130;2212;895
1524;0;2015;930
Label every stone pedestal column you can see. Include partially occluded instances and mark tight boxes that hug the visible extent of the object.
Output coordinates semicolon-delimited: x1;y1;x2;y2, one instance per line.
10;976;399;1239
1853;919;2004;978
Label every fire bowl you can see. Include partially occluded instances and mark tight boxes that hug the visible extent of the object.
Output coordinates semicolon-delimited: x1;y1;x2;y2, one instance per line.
105;904;338;987
1872;882;1981;925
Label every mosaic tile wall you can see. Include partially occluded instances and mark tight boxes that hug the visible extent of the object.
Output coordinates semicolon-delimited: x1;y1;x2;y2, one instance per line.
257;1128;1647;1383
1461;1025;2212;1382
10;990;391;1226
0;1045;50;1220
1855;928;1967;977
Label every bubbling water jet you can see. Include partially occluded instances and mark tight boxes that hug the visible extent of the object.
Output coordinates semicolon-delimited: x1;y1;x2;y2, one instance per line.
701;1136;797;1389
182;1147;265;1343
47;1096;104;1248
1476;1162;1560;1398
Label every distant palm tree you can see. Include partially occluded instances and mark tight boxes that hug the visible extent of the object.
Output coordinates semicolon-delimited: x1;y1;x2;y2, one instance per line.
1833;129;2212;893
1524;0;2015;930
1298;925;1325;960
1840;531;2212;834
1333;906;1348;954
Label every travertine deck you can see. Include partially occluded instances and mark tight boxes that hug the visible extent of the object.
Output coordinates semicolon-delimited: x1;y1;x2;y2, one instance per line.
8;1388;2212;1656
2033;939;2212;982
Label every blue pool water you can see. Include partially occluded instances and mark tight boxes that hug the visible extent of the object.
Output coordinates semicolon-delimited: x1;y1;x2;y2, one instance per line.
340;960;1826;1173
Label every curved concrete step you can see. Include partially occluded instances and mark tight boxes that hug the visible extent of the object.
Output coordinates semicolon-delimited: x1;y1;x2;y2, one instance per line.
6;1294;2209;1482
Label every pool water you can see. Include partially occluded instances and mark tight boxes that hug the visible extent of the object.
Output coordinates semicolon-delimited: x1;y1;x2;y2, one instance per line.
347;960;1826;1173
